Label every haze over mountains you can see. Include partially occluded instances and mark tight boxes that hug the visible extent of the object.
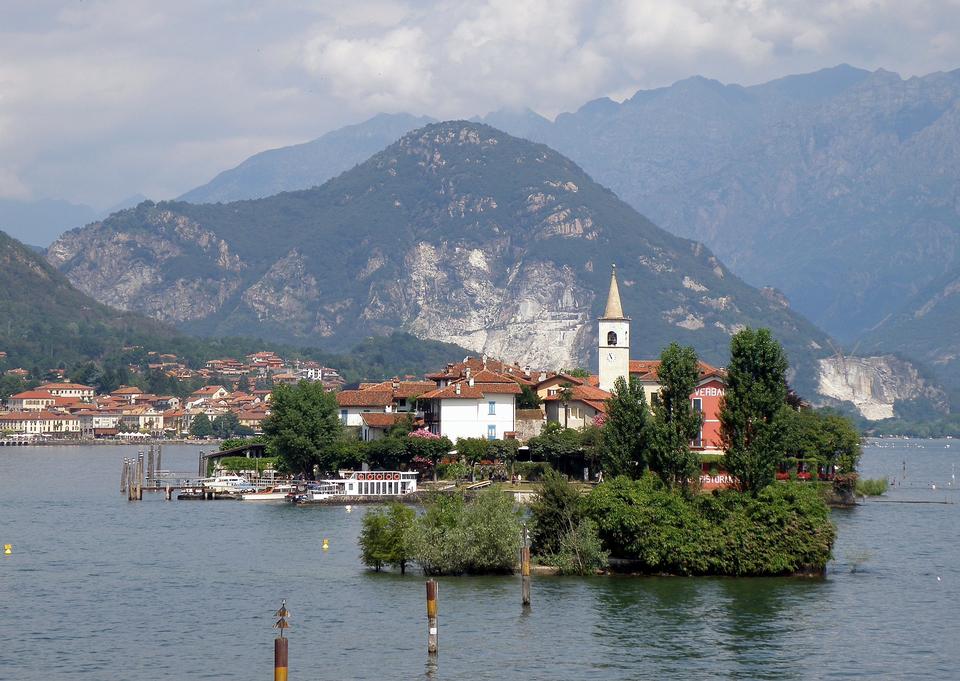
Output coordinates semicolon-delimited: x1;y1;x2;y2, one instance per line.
179;66;960;337
49;122;835;399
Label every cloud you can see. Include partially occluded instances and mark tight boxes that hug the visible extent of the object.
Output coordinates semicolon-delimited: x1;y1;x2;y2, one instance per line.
1;0;959;208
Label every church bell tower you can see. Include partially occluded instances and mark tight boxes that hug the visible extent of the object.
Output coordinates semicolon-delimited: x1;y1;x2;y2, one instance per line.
598;265;630;392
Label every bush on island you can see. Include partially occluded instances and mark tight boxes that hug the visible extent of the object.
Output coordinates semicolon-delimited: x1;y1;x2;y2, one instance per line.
530;470;608;575
359;502;416;574
584;474;835;576
412;489;521;575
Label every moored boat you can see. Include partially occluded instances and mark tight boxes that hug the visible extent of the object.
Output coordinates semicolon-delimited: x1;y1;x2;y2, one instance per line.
241;483;296;501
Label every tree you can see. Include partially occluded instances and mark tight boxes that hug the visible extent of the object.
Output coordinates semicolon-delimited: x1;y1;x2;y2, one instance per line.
719;328;789;494
783;407;862;474
190;412;213;439
528;423;581;472
359;503;416;574
212;412;241;439
517;384;543;410
457;437;490;481
405;429;452;481
263;380;342;477
647;343;703;491
601;376;650;478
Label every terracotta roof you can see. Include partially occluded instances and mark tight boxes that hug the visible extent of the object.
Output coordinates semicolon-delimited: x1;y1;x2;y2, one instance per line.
630;360;724;381
191;385;227;396
360;413;403;428
37;382;94;391
363;380;437;399
111;386;142;395
473;381;522;394
516;409;546;420
420;384;485;400
336;390;393;407
0;410;78;421
9;391;55;400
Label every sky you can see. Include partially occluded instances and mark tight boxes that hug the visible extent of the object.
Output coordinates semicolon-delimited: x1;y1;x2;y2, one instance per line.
2;0;960;210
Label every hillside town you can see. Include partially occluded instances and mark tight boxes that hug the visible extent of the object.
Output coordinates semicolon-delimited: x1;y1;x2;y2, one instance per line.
0;350;344;440
1;270;728;457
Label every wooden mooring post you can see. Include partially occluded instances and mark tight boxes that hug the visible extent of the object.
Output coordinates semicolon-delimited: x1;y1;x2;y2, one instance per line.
273;600;291;681
120;458;128;495
426;579;439;655
521;524;531;608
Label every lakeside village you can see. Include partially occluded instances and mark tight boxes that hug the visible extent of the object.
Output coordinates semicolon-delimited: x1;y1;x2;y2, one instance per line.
5;269;863;576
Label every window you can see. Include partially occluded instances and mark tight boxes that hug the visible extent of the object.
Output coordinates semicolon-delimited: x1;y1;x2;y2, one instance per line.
340;409;348;424
607;331;618;346
487;424;496;440
691;398;703;448
488;401;496;415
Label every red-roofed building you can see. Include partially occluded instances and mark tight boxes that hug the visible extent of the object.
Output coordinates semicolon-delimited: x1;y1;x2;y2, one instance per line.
6;390;57;412
0;411;80;436
37;382;95;400
420;369;520;442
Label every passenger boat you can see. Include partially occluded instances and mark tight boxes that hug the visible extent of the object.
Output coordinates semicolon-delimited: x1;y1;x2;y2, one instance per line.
200;475;257;494
241;483;296;501
291;471;418;503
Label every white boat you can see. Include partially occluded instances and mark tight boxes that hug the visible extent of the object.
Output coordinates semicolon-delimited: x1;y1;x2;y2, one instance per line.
291;471;419;503
201;475;256;494
242;484;295;501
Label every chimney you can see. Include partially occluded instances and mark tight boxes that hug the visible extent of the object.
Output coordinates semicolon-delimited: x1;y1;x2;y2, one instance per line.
455;383;461;395
538;372;547;382
524;365;531;377
465;367;471;378
468;377;475;387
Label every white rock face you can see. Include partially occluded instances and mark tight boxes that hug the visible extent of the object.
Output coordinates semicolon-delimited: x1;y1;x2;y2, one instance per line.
369;242;594;370
817;355;948;420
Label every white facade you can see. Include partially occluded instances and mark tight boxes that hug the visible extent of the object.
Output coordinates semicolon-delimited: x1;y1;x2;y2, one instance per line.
436;393;515;442
339;404;392;428
598;318;630;392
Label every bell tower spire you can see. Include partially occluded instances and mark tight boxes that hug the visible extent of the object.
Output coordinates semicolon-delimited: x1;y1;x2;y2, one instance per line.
598;264;630;392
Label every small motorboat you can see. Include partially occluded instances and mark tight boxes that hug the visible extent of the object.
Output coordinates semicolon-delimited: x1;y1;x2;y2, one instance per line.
242;484;295;501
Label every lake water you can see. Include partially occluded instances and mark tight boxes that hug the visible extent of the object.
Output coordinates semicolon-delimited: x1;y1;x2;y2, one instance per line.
1;439;958;680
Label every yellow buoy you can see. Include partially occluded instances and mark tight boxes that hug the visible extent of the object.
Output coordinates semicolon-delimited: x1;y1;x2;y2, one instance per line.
3;544;11;555
322;538;329;551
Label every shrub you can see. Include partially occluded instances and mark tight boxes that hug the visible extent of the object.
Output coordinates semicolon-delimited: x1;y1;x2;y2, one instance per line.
583;475;835;576
513;461;554;481
436;461;469;481
359;503;416;573
529;469;582;557
412;489;521;575
543;518;608;576
856;478;889;496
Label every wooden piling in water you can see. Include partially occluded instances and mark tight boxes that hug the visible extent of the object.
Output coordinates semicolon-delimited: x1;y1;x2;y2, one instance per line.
274;636;288;681
165;485;172;501
121;459;128;494
155;445;162;476
426;579;439;655
521;545;531;608
521;523;531;608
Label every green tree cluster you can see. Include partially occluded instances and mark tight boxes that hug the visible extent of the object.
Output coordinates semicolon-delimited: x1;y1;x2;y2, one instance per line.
359;503;416;573
358;489;522;575
529;470;608;575
584;475;835;575
646;342;703;490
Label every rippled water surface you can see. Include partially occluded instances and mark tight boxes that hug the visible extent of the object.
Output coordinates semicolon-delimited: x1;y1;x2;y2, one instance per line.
1;440;958;679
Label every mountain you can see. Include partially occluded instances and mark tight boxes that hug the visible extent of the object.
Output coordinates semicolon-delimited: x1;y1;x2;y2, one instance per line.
50;121;836;397
174;66;960;348
179;113;435;204
0;198;98;248
511;65;960;343
0;229;471;385
859;266;960;405
0;229;178;368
